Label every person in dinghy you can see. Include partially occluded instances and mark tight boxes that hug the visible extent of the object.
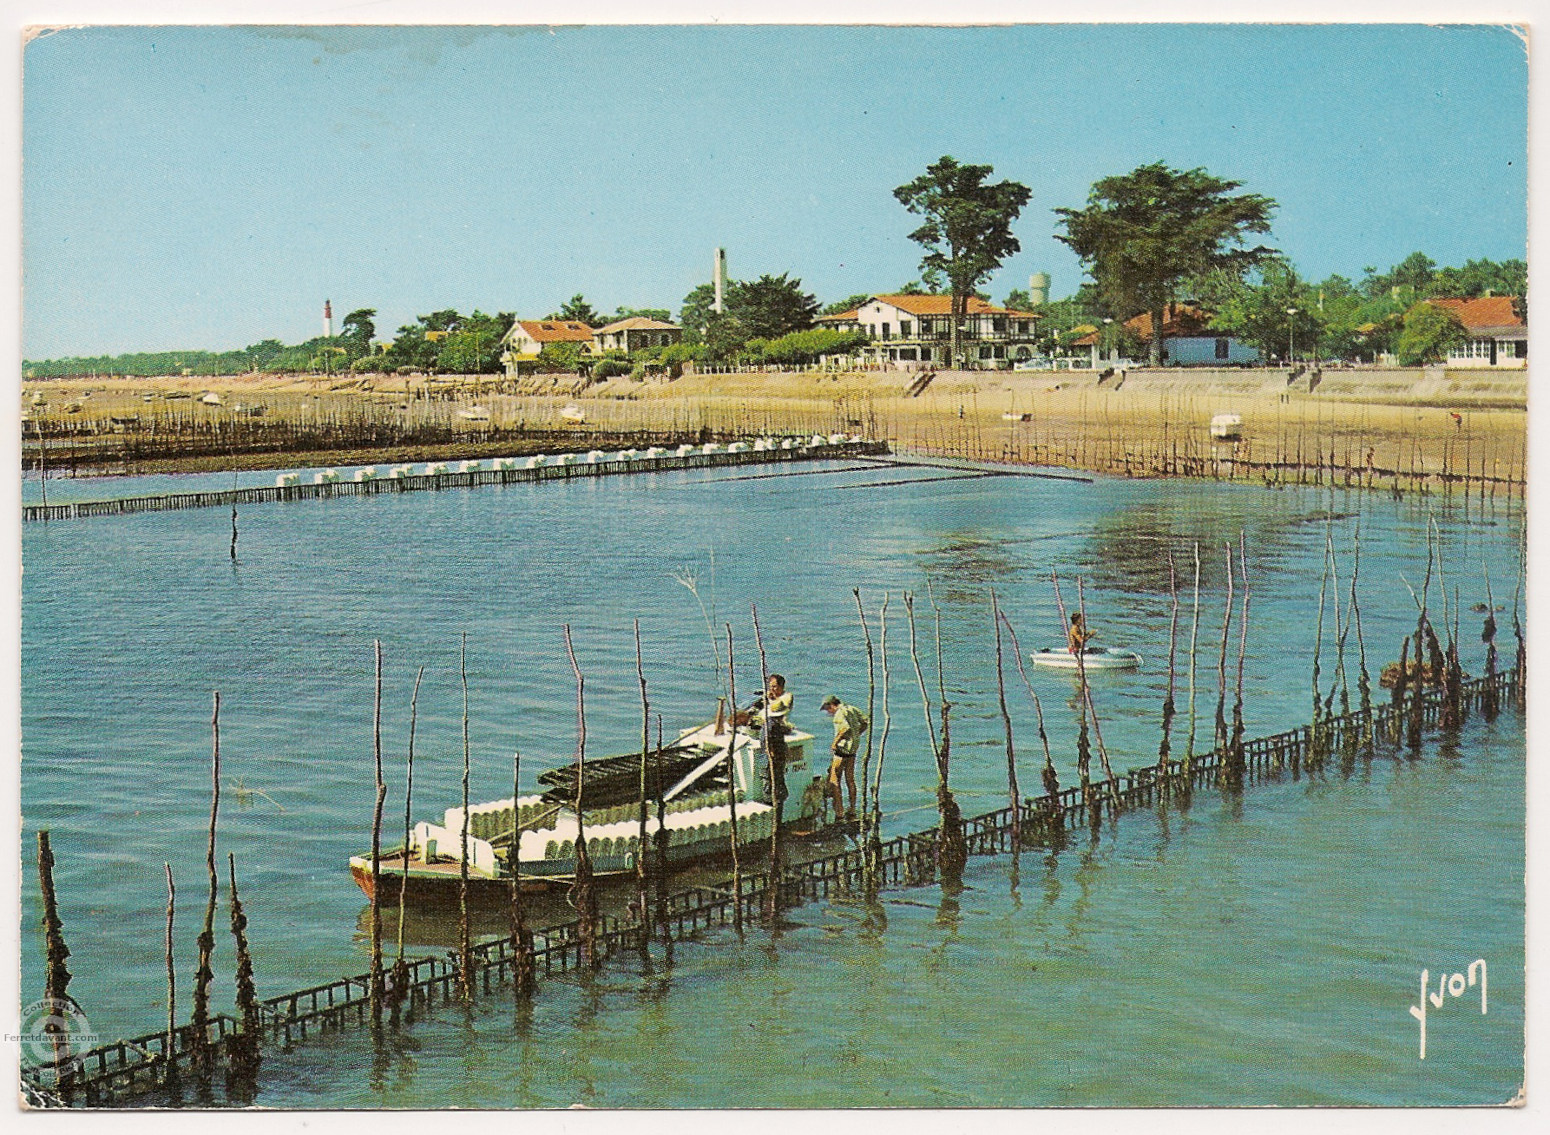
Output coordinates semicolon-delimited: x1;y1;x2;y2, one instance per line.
1067;612;1095;655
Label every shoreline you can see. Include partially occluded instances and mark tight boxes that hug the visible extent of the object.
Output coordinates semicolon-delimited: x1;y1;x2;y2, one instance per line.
21;367;1528;491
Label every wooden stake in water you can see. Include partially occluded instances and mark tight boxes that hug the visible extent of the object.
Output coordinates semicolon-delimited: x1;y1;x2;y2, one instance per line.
990;588;1020;846
1158;550;1180;779
723;623;744;934
1213;549;1234;780
394;666;424;1016
633;619;652;942
1230;533;1250;785
563;624;600;967
458;634;475;999
164;862;176;1084
1350;530;1375;759
510;744;534;997
36;831;77;1093
226;853;261;1085
1185;542;1202;784
1075;577;1122;811
870;593;893;863
998;609;1059;802
190;692;222;1075
369;641;387;1022
1048;572;1092;807
852;589;877;862
752;604;785;918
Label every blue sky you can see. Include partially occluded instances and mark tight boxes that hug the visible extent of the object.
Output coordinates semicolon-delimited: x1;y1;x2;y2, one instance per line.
21;22;1529;358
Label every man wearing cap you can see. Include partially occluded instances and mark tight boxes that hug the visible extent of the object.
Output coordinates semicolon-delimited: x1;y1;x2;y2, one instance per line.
820;695;867;821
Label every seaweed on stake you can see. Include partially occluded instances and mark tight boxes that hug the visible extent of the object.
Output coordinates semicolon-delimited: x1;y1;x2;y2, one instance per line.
925;586;968;882
1349;530;1376;759
226;854;261;1097
1158;550;1180;781
190;692;222;1079
36;831;78;1097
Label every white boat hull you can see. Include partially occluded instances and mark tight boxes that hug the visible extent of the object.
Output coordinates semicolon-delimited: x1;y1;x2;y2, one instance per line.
1030;647;1142;670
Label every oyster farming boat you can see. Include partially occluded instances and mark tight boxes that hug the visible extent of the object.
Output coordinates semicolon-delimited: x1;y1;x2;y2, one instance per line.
350;717;823;904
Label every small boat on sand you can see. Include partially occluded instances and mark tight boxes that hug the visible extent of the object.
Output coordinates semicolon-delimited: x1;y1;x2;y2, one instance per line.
350;716;829;905
1031;647;1143;671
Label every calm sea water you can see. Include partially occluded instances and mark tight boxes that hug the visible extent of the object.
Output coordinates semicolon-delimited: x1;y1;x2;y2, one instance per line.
19;458;1525;1107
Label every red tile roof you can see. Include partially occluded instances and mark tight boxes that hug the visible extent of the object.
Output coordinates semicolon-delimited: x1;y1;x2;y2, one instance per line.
1426;296;1524;331
866;295;1041;319
513;320;595;343
1070;303;1213;346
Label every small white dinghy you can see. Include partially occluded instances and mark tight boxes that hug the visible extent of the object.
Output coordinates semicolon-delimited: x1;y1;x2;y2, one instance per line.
1031;647;1143;671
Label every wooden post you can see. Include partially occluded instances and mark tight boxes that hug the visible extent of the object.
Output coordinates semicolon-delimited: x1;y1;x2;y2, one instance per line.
1230;533;1250;785
1158;550;1180;779
990;589;1020;846
458;635;474;1000
1213;549;1234;781
998;610;1060;839
562;625;599;967
226;853;261;1090
393;666;425;1019
752;604;785;918
190;692;221;1076
36;831;77;1094
723;624;744;935
164;862;176;1083
633;619;652;946
851;589;877;871
1185;543;1202;785
870;594;893;870
369;641;386;1022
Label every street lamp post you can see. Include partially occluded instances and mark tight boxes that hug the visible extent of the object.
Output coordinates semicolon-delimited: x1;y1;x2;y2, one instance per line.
1286;308;1298;364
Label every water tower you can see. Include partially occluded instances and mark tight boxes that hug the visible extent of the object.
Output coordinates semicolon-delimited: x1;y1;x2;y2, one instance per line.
1028;273;1050;307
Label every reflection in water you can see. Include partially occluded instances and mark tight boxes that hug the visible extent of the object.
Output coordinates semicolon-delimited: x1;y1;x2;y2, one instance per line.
1082;499;1355;596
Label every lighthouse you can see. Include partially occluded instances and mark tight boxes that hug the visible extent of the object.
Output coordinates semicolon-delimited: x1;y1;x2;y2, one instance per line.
324;299;333;338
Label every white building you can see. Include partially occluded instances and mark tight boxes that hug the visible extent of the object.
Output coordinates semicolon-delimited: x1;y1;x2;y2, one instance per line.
834;294;1042;368
1428;296;1526;368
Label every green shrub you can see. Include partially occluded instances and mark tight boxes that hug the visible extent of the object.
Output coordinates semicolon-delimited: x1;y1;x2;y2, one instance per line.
1396;303;1467;366
592;357;632;380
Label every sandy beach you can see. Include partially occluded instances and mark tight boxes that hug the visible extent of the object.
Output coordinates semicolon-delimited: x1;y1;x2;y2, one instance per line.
20;366;1528;490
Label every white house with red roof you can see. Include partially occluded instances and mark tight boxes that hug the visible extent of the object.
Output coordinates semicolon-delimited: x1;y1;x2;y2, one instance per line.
1426;296;1526;368
837;294;1042;368
500;319;596;376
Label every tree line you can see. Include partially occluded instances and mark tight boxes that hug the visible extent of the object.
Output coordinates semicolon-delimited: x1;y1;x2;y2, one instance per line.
26;160;1524;378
